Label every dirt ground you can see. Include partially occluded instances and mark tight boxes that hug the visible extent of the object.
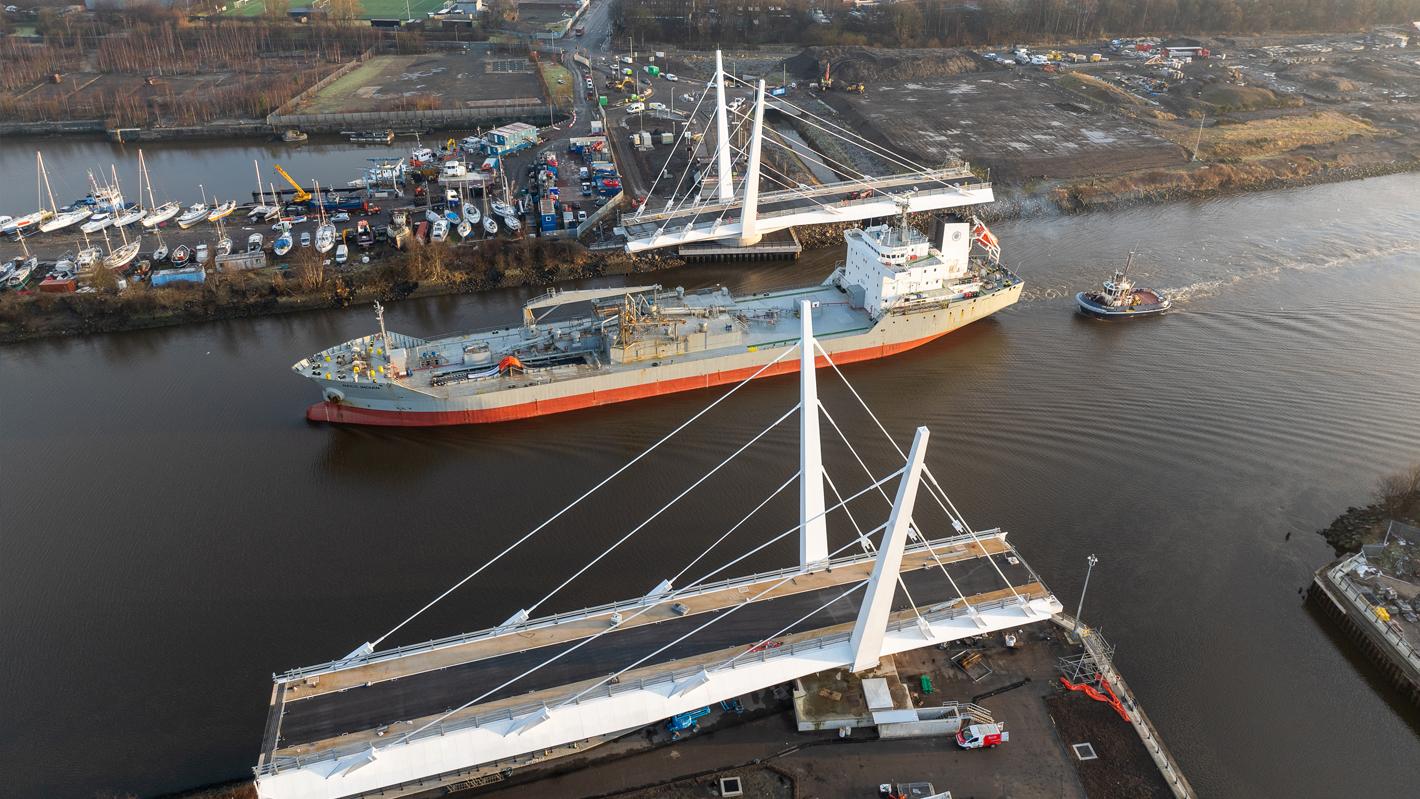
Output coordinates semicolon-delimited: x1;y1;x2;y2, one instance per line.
305;52;543;114
1045;692;1173;799
823;69;1188;180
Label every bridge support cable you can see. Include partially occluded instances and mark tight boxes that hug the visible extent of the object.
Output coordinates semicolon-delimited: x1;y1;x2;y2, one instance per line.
633;82;714;220
388;467;906;747
819;401;972;614
642;96;758;242
524;402;800;617
715;579;869;671
366;342;803;651
671;470;798;585
814;340;1025;604
821;464;928;627
723;73;953;185
849;426;929;672
552;509;909;710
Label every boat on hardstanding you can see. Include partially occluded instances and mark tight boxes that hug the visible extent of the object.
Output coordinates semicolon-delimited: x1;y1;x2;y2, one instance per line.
177;203;209;229
295;211;1022;426
1076;252;1171;319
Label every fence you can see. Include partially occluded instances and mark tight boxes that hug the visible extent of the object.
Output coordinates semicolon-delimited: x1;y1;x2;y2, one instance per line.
1055;615;1196;799
266;47;375;123
268;103;549;133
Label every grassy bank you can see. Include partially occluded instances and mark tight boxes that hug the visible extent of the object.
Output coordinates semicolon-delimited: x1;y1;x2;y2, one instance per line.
0;240;682;344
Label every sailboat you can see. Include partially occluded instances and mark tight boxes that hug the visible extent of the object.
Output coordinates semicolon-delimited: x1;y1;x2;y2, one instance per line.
140;150;181;228
443;189;461;224
273;229;293;256
102;227;141;271
456;219;472;239
217;233;233;256
207;199;236;222
111;165;146;228
37;153;90;233
178;185;211;228
152;233;169;263
248;162;276;221
313;180;336;254
81;213;114;234
76;231;101;274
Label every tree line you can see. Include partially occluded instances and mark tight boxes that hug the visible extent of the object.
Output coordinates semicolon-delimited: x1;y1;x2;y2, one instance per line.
613;0;1420;48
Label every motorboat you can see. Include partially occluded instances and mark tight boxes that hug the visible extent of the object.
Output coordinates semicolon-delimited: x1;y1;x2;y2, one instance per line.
2;211;50;236
299;231;312;248
104;238;141;271
430;219;449;242
425;209;443;225
170;244;191;265
501;214;522;232
335;243;348;265
273;231;293;256
142;202;181;227
456;219;472;239
491;200;515;217
177;203;210;228
462;204;480;225
315;223;336;253
1076;253;1172;319
355;219;374;248
76;247;101;269
247;233;265;253
195;243;209;263
483;216;498;235
40;207;90;233
7;258;37;288
207;200;236;222
81;213;115;234
0;259;14;284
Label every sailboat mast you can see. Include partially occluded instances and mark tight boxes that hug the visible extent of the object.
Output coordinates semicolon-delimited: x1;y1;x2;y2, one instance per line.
255;160;265;207
142;150;159;210
38;152;59;214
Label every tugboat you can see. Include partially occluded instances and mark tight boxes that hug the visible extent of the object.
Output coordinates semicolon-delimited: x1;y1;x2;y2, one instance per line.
1076;253;1171;319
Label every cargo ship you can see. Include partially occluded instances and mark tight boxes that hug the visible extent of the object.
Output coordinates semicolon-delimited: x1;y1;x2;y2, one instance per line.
294;214;1022;426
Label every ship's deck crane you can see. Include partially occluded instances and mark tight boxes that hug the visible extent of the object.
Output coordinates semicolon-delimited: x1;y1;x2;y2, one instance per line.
273;164;311;203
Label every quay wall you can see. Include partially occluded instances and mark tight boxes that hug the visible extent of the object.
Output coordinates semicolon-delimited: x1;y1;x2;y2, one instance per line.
1309;555;1420;706
1052;615;1197;799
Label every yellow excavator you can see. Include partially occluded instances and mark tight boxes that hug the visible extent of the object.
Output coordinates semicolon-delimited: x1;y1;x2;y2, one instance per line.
273;164;310;203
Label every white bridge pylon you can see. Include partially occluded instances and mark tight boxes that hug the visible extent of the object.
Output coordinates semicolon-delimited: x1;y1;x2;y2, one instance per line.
253;305;1060;799
619;50;996;254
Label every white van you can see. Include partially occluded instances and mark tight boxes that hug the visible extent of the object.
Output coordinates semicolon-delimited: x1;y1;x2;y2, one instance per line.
625;102;645;113
648;102;667;112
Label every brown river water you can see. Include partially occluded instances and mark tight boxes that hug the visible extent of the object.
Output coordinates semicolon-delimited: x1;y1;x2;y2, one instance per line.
2;140;1419;797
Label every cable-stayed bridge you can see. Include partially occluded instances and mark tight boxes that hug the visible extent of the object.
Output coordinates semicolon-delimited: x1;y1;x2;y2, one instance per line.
619;52;995;254
254;304;1061;799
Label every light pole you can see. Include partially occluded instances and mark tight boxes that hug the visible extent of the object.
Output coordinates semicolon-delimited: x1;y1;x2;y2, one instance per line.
1072;553;1098;642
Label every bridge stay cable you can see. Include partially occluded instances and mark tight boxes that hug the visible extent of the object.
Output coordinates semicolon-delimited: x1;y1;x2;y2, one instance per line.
390;465;909;746
524;402;800;616
367;342;802;650
814;340;1025;603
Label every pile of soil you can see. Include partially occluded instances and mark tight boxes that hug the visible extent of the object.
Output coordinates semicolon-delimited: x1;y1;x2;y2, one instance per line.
785;46;980;83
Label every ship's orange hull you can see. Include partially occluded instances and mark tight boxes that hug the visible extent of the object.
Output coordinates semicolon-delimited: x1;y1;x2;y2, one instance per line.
307;327;950;427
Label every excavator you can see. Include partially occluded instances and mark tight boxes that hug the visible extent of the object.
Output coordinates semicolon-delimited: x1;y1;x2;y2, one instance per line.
817;61;864;94
273;164;311;204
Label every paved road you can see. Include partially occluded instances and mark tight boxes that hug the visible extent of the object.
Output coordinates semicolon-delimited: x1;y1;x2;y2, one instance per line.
277;556;1032;748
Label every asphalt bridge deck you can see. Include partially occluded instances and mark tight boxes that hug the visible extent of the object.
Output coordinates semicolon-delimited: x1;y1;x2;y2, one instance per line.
274;555;1030;751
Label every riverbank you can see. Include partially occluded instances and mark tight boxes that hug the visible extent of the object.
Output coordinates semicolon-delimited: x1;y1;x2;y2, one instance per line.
1316;464;1420;553
0;240;683;344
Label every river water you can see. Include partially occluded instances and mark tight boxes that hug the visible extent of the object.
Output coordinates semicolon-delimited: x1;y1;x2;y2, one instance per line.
4;167;1420;798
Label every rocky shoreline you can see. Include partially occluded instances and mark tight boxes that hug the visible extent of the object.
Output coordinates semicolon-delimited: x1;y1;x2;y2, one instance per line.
1317;504;1387;553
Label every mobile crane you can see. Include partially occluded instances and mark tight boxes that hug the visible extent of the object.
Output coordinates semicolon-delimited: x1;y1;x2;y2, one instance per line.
273;164;311;203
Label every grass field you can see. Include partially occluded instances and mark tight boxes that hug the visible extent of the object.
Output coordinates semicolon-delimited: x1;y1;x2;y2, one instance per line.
540;62;573;108
224;0;445;19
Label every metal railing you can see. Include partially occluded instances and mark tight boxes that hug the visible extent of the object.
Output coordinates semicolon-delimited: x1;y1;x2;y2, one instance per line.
276;529;1010;682
1327;554;1420;673
259;571;1038;777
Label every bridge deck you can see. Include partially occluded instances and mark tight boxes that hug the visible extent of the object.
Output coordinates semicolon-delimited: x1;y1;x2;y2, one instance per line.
263;534;1037;766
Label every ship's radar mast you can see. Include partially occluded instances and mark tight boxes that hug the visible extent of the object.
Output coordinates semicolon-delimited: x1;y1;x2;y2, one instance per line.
374;301;389;352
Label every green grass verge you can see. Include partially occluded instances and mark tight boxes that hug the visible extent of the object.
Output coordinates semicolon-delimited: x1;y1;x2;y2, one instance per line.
223;0;445;19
